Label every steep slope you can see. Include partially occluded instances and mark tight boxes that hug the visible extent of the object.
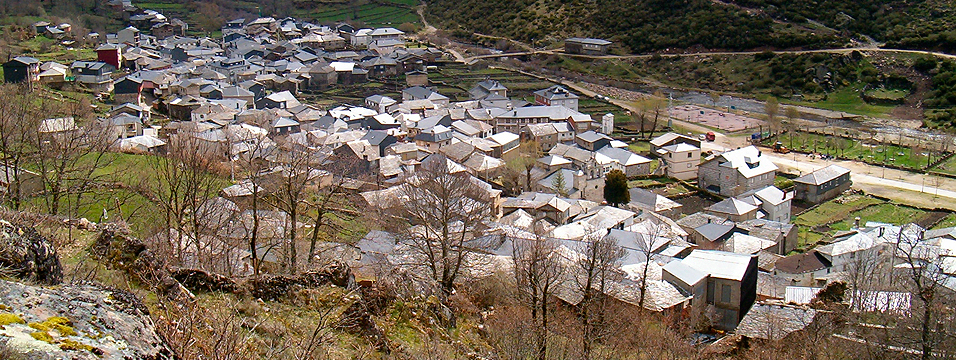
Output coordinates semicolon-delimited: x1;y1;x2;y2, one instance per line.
425;0;843;52
721;0;956;53
426;0;956;54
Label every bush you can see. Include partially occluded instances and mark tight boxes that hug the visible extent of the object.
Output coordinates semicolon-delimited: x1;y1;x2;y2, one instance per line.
914;56;938;73
755;50;775;61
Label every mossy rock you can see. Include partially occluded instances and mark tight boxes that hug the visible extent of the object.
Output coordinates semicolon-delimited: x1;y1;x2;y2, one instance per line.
30;331;54;343
28;316;76;337
59;338;96;352
0;312;24;326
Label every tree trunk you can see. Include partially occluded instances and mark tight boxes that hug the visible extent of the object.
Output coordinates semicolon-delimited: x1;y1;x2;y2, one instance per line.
307;210;324;265
920;301;933;360
250;190;260;276
538;286;549;360
288;205;297;273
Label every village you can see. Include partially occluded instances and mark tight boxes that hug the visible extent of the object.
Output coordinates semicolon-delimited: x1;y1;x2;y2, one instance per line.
1;1;955;357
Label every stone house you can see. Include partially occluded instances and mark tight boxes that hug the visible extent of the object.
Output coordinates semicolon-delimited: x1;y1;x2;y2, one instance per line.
793;165;851;204
698;146;777;197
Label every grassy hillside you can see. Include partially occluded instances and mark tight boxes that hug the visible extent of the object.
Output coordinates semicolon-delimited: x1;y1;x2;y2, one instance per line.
427;0;841;51
538;51;956;123
726;0;956;53
426;0;956;54
424;0;842;53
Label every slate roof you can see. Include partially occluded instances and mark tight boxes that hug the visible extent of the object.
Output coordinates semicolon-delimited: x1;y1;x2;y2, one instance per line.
533;85;579;101
663;260;708;286
775;250;831;274
566;37;612;46
694;222;735;242
598;146;651;166
538;155;572;167
362;130;391;146
793;165;850;185
707;197;759;216
736;304;817;340
681;250;754;281
753;186;792;206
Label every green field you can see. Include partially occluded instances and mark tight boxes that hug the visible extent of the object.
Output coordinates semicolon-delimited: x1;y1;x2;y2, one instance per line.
770;131;944;170
828;203;927;231
932;213;956;229
628;176;675;188
294;1;419;27
628;141;651;154
788;86;897;118
793;194;882;228
21;153;233;237
429;65;555;102
797;226;825;248
790;193;945;252
930;155;956;176
865;88;909;102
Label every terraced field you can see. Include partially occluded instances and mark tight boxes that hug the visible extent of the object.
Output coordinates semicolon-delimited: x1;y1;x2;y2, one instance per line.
429;65;554;101
293;0;419;27
428;64;631;128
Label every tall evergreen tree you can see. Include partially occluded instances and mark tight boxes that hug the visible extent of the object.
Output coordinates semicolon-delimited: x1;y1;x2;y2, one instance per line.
603;170;629;206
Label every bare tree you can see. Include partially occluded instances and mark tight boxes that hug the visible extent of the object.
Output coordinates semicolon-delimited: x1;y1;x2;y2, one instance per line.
511;230;562;360
304;151;364;265
649;91;666;137
895;227;954;360
224;125;270;277
575;230;625;360
389;154;493;296
0;83;40;210
785;106;799;148
32;104;114;218
765;97;780;135
143;130;225;269
507;140;541;192
262;141;315;273
635;220;668;310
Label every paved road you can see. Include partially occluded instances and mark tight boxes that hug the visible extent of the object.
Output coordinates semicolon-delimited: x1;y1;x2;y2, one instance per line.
701;139;956;201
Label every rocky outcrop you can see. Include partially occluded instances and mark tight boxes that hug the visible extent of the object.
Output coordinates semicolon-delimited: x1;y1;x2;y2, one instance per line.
91;226;194;303
0;220;62;285
0;279;174;359
91;225;164;285
340;300;390;353
247;261;355;301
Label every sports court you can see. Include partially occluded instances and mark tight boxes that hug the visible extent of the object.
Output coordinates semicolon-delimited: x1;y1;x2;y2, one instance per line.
668;105;764;132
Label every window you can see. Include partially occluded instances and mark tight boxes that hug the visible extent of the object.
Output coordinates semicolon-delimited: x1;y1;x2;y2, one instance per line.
688;152;692;158
687;163;692;168
720;284;731;304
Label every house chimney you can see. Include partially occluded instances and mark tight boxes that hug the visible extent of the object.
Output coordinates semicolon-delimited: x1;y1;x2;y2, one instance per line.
879;226;884;237
854;216;861;229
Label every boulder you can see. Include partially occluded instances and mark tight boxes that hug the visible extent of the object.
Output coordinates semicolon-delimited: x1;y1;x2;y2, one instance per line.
171;268;239;293
0;279;174;359
0;220;62;285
